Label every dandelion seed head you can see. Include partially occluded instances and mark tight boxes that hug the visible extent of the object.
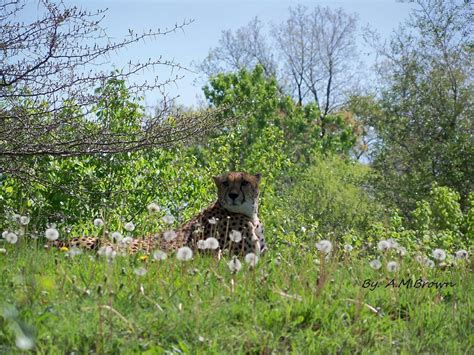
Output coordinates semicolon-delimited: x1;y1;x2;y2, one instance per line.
2;231;8;239
377;240;391;251
5;232;18;244
163;230;177;242
111;232;123;243
19;216;30;226
176;246;193;261
244;253;259;267
316;240;332;254
12;213;21;223
66;246;82;258
208;217;218;225
205;237;219;250
369;259;382;270
134;267;147;276
45;228;59;241
15;334;34;350
162;214;175;224
0;248;7;254
93;218;104;227
229;230;242;243
228;256;242;272
432;248;446;261
396;246;407;256
425;259;435;268
197;240;207;249
98;246;116;259
343;244;353;252
387;238;399;248
119;236;133;247
386;261;399;272
153;250;167;261
147;202;160;214
124;222;135;232
455;249;468;259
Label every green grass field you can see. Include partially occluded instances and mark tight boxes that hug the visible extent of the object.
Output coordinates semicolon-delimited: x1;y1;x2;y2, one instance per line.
1;242;472;353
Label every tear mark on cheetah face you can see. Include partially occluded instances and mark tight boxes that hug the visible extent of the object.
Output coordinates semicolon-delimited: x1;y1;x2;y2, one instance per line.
213;171;261;218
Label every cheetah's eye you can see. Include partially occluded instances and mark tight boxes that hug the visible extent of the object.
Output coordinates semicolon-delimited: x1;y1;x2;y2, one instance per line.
223;181;229;187
242;180;249;186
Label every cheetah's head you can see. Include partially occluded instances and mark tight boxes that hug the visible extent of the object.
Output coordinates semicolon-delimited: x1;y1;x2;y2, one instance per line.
213;172;261;218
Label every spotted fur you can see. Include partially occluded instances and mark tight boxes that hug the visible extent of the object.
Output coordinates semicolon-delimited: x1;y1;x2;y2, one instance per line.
56;172;266;256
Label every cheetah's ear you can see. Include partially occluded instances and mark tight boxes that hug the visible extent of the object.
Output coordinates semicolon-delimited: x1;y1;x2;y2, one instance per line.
254;173;262;184
213;175;221;185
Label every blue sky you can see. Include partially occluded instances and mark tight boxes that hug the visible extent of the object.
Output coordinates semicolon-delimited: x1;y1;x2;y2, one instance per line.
59;0;414;108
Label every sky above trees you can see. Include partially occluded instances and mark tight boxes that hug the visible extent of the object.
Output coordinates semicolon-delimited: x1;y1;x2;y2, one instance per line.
25;0;414;107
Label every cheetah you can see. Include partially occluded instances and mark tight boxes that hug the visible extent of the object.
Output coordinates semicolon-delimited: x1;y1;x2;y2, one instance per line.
57;172;266;256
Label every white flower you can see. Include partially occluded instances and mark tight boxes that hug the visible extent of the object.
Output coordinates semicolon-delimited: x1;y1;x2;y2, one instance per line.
2;231;8;239
147;202;161;214
119;236;133;247
455;249;468;259
163;230;177;242
153;250;167;261
124;222;135;232
424;259;435;268
111;232;123;243
229;230;242;243
208;217;218;225
197;240;207;249
162;214;175;224
228;256;242;272
98;246;116;259
45;228;59;241
12;213;21;222
205;237;219;250
343;244;353;252
176;246;193;261
134;267;147;276
386;261;399;272
93;218;104;227
316;240;332;254
369;259;382;270
15;334;34;350
244;253;259;267
387;238;399;248
19;216;30;226
432;248;446;261
66;246;82;258
0;248;7;254
396;246;407;256
415;255;425;264
377;240;391;251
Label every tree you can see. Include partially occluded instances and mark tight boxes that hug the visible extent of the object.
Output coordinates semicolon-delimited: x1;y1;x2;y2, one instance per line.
0;0;222;179
198;5;359;126
351;0;473;212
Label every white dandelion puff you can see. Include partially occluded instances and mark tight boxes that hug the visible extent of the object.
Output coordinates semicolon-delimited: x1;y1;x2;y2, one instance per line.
432;248;446;261
19;216;30;226
153;250;167;261
197;240;207;249
98;246;116;259
93;218;104;227
387;238;399;248
386;261;399;272
377;240;391;251
2;231;8;239
12;214;21;223
244;253;259;267
176;246;193;261
208;217;218;225
343;244;353;252
66;246;82;258
134;267;147;276
228;256;242;273
45;228;59;241
15;334;34;350
119;236;133;247
369;259;382;270
163;230;177;242
162;214;175;224
425;259;435;268
229;230;242;243
124;222;135;232
316;240;332;254
455;249;468;259
415;255;425;264
147;202;161;214
396;246;407;256
205;237;219;250
111;232;123;243
0;248;6;254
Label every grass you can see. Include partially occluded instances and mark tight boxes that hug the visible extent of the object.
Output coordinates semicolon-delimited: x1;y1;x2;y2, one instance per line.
0;241;473;353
